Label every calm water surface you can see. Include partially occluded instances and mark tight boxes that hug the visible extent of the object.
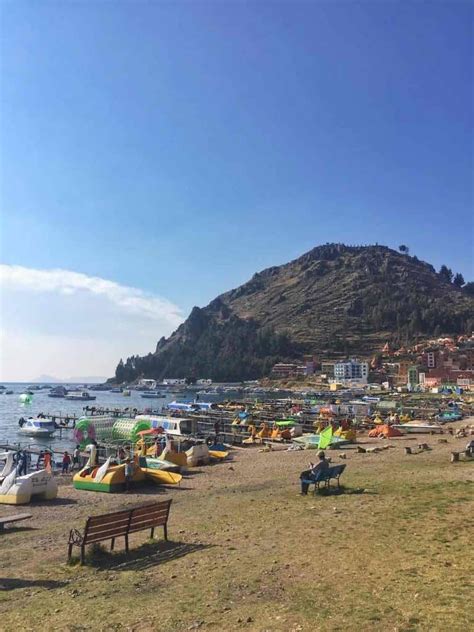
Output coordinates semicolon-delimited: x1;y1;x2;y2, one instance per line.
0;384;178;452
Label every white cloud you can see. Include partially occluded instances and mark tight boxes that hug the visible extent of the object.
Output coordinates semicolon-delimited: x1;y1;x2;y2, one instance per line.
0;264;183;324
0;265;184;381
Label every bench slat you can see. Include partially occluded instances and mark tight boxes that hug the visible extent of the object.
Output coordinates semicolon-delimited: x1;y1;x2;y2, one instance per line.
84;526;130;541
129;509;169;522
0;513;32;524
86;517;131;532
87;511;131;527
131;503;170;516
129;519;168;530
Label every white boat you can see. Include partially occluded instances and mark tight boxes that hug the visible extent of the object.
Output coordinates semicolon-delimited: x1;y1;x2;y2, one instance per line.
135;415;193;437
18;418;56;437
140;391;165;399
392;423;444;434
65;390;96;401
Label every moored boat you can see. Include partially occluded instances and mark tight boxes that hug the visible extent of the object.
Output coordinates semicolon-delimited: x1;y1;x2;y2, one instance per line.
140;391;165;399
65;390;96;401
18;418;56;437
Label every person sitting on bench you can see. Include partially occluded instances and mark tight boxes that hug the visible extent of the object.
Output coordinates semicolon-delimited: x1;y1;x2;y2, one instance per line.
299;450;330;495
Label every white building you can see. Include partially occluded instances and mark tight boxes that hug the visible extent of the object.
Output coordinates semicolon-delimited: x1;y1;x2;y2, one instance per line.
138;378;157;389
334;359;369;384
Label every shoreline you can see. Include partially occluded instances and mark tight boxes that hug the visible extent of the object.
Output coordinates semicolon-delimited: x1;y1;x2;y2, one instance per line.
0;417;472;630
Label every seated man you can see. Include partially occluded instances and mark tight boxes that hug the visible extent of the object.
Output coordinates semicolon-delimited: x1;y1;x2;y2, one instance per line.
299;450;330;495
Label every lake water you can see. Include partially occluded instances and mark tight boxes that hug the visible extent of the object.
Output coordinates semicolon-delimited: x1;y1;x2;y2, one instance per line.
0;384;180;452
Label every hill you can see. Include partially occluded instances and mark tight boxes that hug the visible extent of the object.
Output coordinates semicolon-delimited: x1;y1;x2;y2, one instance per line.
114;244;474;382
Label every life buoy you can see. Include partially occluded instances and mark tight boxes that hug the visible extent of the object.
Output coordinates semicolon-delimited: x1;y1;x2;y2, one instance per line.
205;436;214;447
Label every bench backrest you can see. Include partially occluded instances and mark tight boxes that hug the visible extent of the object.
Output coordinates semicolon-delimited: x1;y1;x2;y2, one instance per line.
84;509;131;544
128;500;172;534
328;464;346;477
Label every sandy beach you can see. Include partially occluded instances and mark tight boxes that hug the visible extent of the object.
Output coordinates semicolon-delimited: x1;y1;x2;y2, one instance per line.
0;420;473;632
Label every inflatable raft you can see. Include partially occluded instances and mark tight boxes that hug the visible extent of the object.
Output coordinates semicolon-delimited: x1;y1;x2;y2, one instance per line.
73;462;146;493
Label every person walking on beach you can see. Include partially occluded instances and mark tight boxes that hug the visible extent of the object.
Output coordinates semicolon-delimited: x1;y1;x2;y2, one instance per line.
43;450;52;470
36;450;45;469
72;445;81;470
62;451;71;474
299;450;330;495
153;437;161;458
17;450;28;476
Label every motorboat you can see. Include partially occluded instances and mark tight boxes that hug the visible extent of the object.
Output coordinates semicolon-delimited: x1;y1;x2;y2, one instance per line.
435;411;462;423
65;390;96;401
140;391;165;399
48;386;68;398
18;418;56;437
392;422;444;434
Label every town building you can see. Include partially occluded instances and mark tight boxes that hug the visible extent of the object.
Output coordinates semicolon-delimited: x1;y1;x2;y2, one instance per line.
321;362;335;378
138;378;157;389
333;359;369;384
271;363;298;379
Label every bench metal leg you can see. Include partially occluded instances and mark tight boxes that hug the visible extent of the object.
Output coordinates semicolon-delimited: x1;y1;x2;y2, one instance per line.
111;538;115;551
150;527;155;539
80;545;85;565
67;543;73;560
125;534;129;552
163;524;168;541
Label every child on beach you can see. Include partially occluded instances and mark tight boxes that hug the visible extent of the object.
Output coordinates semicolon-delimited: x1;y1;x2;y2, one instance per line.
62;451;71;474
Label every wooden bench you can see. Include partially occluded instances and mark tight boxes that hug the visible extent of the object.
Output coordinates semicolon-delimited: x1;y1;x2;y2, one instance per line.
301;464;347;494
0;513;32;532
67;500;172;564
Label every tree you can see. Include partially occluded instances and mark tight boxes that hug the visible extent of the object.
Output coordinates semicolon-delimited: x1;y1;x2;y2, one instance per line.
463;281;474;296
439;265;453;283
453;273;465;288
399;245;409;255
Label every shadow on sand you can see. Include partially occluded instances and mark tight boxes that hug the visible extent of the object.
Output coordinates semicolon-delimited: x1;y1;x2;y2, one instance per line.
83;540;212;571
0;577;68;591
33;497;78;507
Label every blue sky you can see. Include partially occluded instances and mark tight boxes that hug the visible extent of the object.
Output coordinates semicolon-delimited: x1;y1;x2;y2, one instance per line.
0;2;472;379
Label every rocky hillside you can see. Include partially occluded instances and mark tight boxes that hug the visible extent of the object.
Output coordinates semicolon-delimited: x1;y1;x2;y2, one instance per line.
115;244;474;382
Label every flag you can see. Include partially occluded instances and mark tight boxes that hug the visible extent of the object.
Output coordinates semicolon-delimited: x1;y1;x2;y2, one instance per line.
318;424;333;449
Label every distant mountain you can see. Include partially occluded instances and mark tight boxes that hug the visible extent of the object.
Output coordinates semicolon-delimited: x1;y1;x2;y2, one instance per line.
31;375;107;384
114;244;474;382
